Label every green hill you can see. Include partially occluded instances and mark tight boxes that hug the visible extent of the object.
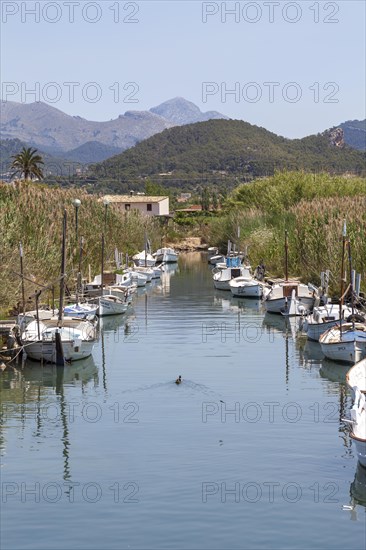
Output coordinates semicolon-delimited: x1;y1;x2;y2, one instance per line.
89;120;366;189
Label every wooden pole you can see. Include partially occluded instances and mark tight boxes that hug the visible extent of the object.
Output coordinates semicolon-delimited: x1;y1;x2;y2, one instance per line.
58;210;67;325
339;220;347;338
19;242;26;316
347;239;355;327
101;233;105;297
284;230;289;282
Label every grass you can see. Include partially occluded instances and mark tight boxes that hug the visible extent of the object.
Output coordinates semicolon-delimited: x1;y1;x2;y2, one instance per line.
0;181;164;316
202;171;366;293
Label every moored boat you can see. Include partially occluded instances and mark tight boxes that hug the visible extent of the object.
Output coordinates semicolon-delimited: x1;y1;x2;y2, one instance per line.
303;303;359;341
319;322;366;364
346;359;366;467
154;247;178;263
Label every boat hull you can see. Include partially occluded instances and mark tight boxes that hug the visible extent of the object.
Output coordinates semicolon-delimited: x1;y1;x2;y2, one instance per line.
351;434;366;468
305;318;342;342
230;282;263;298
25;340;95;362
264;296;314;314
98;297;128;317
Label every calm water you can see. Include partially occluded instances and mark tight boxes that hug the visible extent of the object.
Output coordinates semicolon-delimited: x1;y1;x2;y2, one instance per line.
1;253;365;550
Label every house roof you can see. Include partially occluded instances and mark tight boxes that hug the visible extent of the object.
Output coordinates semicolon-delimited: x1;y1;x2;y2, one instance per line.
102;195;169;204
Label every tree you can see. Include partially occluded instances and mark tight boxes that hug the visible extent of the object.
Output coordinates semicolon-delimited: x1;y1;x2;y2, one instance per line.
200;187;210;211
10;147;44;181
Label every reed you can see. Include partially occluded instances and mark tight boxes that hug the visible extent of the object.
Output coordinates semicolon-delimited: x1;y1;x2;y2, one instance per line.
0;182;163;315
203;172;366;292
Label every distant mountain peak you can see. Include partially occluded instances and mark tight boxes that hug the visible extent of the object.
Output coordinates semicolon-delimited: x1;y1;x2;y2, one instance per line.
150;97;229;125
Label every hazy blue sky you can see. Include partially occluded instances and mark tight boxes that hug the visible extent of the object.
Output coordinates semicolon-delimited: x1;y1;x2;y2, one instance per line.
1;0;365;137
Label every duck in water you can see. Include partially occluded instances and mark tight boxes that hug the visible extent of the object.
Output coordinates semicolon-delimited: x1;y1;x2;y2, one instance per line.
175;375;182;385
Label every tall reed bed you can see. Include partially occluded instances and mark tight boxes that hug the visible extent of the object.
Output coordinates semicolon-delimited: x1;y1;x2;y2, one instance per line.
0;182;163;315
203;172;366;292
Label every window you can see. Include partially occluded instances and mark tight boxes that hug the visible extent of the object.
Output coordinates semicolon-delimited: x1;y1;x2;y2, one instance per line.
125;204;130;211
147;204;152;212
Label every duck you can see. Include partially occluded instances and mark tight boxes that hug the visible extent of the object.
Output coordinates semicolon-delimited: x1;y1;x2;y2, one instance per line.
175;375;182;385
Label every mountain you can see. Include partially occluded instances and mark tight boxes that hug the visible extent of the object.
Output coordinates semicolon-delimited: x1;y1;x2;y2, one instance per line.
149;97;229;125
89;120;366;188
60;141;122;163
0;98;228;162
338;119;366;151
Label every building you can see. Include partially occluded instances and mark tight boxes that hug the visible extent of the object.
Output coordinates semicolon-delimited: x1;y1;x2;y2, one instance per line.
102;195;169;217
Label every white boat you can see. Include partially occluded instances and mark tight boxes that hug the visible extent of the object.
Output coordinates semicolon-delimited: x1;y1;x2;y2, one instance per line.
154;247;178;263
115;272;134;288
303;303;357;341
131;266;154;282
108;284;136;304
127;270;148;287
21;316;97;363
229;275;266;298
133;251;156;267
209;254;226;265
98;294;128;317
213;258;251;291
263;281;316;314
347;358;366;393
346;360;366;467
64;302;99;318
319;322;366;364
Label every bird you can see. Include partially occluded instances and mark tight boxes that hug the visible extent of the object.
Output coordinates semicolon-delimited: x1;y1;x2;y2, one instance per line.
175;375;182;385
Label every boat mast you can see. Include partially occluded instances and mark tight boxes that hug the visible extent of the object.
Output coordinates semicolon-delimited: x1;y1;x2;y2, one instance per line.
58;210;67;326
339;220;347;338
284;230;289;282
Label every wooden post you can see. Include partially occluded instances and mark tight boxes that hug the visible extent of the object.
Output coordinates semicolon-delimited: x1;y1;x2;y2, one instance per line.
19;242;26;316
284;230;289;282
339;220;347;338
58;210;67;326
101;233;105;297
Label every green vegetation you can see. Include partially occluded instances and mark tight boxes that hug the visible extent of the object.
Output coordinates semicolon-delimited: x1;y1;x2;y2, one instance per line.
10;147;44;181
0;182;164;316
202;172;366;292
88;120;366;192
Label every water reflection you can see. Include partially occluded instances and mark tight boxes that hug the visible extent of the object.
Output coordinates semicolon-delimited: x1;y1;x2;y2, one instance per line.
350;462;366;510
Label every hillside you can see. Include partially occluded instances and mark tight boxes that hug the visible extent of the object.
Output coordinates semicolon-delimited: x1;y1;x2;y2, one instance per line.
89;119;366;188
338;119;366;151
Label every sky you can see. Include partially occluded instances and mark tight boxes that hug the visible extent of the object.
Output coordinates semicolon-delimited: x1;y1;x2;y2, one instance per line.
1;0;365;138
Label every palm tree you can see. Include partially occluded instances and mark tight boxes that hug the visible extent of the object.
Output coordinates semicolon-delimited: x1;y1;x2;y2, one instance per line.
10;147;44;181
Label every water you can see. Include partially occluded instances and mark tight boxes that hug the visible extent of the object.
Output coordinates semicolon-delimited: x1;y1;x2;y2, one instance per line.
1;252;365;550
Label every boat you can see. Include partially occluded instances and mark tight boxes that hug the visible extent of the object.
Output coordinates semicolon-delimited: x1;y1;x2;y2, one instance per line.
319;223;366;363
132;250;156;267
98;294;129;317
64;302;99;318
229;274;267;298
20;211;98;364
130;266;154;282
209;254;226;265
303;303;358;341
263;231;317;314
127;270;148;287
346;358;366;392
319;322;366;364
21;316;97;363
154;247;178;264
213;257;251;291
345;359;366;467
263;281;316;314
